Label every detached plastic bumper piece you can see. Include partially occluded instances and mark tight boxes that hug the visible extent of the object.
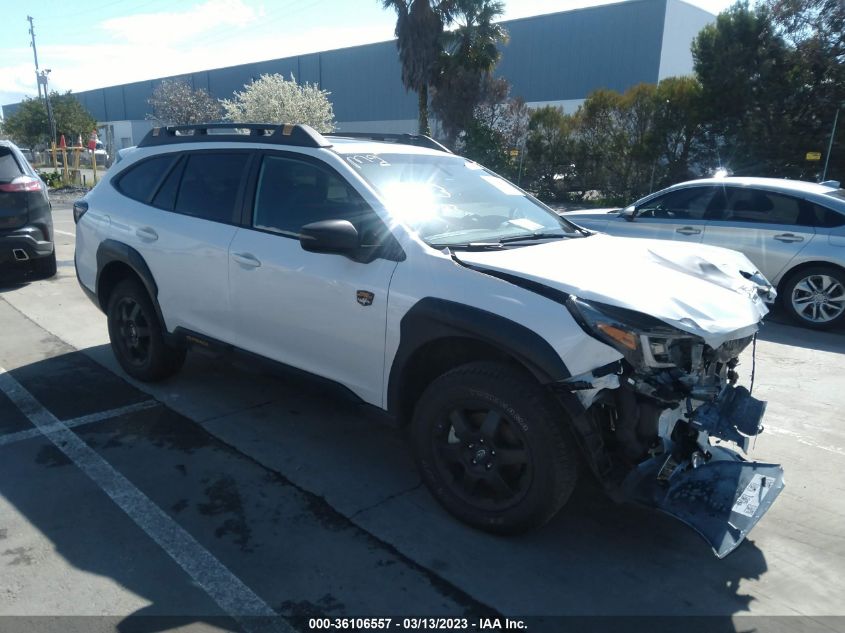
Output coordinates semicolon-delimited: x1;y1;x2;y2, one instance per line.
623;447;784;558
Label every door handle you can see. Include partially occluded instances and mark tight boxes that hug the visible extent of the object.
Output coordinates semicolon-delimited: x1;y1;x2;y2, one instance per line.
232;252;261;268
135;227;158;241
774;233;804;243
675;226;701;235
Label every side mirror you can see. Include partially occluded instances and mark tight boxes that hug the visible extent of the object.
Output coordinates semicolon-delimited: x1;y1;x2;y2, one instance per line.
299;219;360;254
621;205;636;222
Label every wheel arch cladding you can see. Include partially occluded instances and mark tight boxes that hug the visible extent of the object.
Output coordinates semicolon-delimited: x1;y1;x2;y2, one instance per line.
95;240;162;320
387;298;571;421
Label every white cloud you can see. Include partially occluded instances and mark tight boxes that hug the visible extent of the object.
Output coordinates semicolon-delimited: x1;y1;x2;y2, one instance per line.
100;0;259;46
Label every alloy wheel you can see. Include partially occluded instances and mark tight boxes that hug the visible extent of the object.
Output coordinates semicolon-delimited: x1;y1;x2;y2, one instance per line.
790;274;845;324
432;405;533;512
114;296;152;366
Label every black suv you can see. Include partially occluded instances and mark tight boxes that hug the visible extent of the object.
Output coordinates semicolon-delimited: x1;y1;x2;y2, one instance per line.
0;140;56;283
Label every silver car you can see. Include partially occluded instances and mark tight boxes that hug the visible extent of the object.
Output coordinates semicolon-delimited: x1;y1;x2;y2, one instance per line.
563;177;845;329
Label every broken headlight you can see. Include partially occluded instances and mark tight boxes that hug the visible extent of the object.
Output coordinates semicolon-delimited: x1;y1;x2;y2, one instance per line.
566;296;698;369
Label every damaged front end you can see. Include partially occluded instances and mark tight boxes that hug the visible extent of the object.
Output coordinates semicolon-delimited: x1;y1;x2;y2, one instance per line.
560;296;784;558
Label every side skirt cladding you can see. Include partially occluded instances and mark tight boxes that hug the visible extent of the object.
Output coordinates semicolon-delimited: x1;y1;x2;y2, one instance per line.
387;297;576;420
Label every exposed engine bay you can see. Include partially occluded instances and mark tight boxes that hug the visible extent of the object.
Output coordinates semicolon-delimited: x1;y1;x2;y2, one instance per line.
560;296;784;558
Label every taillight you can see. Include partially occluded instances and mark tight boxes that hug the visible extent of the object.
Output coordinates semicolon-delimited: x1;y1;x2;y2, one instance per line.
0;175;43;192
73;200;89;223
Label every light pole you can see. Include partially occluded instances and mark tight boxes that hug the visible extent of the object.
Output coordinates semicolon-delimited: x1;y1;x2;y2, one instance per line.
822;106;840;183
37;69;56;145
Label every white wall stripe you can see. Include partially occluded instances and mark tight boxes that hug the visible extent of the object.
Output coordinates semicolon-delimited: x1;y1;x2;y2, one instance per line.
0;367;291;633
0;400;160;448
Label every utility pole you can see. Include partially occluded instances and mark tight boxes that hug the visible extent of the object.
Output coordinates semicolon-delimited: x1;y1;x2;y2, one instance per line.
822;106;840;183
27;16;42;100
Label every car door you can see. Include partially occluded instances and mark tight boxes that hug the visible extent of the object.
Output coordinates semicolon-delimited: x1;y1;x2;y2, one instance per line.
702;187;815;281
603;186;714;243
227;151;400;405
109;150;252;340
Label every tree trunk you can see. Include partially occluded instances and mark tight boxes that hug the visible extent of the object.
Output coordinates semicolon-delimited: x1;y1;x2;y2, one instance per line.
418;84;430;136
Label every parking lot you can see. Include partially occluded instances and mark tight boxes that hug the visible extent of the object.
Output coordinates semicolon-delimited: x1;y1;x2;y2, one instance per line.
1;201;844;633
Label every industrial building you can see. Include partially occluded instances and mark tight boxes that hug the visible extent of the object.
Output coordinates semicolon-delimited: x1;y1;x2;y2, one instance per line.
2;0;714;151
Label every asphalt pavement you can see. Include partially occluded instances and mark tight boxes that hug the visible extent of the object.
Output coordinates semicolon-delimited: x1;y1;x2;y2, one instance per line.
0;202;843;633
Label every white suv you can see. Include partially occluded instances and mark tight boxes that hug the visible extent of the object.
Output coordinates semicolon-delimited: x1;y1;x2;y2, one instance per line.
74;124;784;557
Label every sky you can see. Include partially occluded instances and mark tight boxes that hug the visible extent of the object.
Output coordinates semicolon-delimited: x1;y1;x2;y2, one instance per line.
0;0;739;108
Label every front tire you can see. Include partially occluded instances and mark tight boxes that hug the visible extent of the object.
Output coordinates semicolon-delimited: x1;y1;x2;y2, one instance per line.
107;278;186;382
782;265;845;330
411;361;579;534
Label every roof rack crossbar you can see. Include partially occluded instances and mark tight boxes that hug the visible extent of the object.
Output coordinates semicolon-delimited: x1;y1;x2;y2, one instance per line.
326;132;452;154
137;123;332;149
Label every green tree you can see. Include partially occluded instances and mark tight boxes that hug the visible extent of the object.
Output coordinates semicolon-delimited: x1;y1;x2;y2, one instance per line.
431;0;508;144
148;79;221;125
524;106;580;201
220;73;335;132
3;92;96;148
692;2;801;176
382;0;450;135
765;0;844;179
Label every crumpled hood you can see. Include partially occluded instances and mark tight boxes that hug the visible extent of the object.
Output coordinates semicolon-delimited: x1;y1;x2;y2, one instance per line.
454;234;772;347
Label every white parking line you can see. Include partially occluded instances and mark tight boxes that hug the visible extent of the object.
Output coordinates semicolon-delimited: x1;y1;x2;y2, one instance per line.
0;367;291;633
54;229;75;237
0;400;160;448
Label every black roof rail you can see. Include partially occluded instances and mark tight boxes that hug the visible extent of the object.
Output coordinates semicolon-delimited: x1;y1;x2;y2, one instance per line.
325;132;452;154
137;123;332;149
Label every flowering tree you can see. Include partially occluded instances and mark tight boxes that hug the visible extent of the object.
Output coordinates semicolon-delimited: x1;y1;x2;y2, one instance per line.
220;74;335;132
148;80;221;125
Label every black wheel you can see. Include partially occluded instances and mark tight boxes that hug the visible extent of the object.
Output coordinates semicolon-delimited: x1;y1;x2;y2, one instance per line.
411;361;579;534
33;252;57;279
782;265;845;330
106;278;186;382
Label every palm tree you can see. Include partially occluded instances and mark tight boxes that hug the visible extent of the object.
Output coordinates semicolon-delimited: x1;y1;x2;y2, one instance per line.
442;0;507;74
431;0;508;143
382;0;451;135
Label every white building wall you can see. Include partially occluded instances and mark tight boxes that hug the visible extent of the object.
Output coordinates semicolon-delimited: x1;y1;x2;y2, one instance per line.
658;0;716;80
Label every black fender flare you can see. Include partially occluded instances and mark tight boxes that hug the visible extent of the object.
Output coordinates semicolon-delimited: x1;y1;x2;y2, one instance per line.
95;240;169;334
386;297;572;416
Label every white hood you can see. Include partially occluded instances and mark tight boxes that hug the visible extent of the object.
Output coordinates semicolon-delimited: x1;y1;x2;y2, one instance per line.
454;234;771;348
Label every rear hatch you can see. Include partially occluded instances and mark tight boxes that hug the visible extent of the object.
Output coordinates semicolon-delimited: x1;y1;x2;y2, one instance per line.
0;146;32;230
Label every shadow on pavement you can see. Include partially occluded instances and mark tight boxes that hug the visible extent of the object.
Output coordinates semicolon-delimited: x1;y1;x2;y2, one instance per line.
0;348;777;632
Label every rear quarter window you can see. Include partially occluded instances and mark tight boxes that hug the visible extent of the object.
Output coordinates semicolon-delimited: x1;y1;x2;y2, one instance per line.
811;203;845;228
116;155;178;203
0;148;23;181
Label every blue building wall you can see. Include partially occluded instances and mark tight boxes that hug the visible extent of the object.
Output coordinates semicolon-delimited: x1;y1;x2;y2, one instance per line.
3;0;701;127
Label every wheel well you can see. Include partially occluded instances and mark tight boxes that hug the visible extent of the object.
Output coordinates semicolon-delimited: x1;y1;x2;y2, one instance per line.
395;336;528;424
97;261;145;311
777;261;845;298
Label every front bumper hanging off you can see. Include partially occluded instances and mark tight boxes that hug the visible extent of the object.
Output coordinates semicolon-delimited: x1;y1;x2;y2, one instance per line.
623;448;784;558
622;386;784;558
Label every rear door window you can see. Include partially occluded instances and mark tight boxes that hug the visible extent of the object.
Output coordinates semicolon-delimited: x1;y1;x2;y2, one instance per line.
720;189;803;225
173;152;251;224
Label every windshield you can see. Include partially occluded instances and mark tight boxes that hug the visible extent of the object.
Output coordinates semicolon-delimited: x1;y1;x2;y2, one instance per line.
344;153;579;247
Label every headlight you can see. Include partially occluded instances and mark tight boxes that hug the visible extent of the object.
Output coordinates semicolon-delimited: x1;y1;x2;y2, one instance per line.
566;296;698;369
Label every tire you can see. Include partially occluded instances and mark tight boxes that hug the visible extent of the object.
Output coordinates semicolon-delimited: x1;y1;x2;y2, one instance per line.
106;278;186;381
32;252;57;279
782;265;845;330
410;361;579;534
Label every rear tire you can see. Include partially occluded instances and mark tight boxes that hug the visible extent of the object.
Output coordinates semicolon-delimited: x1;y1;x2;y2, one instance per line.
107;278;186;381
782;265;845;330
410;361;579;534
